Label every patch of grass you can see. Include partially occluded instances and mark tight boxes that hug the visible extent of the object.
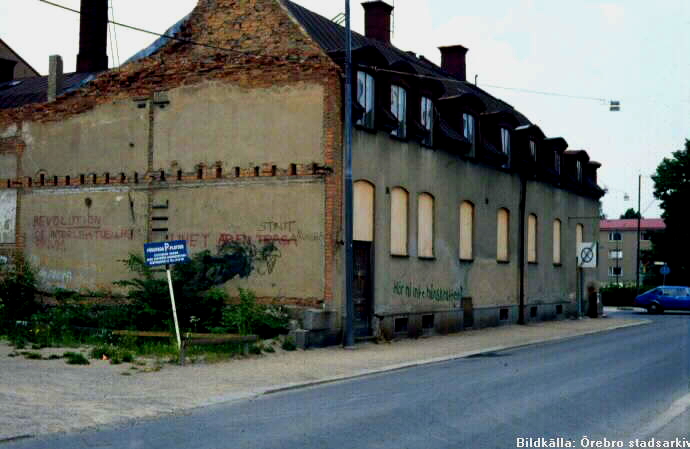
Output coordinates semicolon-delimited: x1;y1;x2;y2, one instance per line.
120;372;132;376
47;354;63;360
31;343;45;350
21;351;43;360
89;344;136;364
249;344;262;355
63;351;89;365
281;337;296;351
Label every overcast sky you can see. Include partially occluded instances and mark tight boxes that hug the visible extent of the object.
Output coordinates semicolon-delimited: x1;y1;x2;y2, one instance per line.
1;0;688;219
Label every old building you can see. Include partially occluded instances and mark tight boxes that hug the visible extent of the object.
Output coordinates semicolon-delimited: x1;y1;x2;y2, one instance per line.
0;0;603;344
0;38;40;82
598;218;665;285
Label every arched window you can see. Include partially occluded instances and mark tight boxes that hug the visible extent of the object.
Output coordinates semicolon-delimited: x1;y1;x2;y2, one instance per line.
418;193;434;258
497;208;510;262
354;180;375;242
576;223;584;252
528;214;538;263
553;219;562;265
459;201;474;260
390;187;408;255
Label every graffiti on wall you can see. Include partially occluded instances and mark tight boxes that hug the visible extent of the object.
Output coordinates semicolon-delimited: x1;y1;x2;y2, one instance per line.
0;190;16;244
32;215;135;251
392;280;463;303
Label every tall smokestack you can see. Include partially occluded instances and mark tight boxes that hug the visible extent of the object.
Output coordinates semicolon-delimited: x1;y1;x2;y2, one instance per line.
362;1;393;44
76;0;108;72
439;45;468;81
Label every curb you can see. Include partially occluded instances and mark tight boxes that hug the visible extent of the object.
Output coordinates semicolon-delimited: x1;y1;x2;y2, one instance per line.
263;319;650;396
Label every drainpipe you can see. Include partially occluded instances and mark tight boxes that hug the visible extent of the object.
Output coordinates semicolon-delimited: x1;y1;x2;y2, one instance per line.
518;173;526;325
343;0;355;347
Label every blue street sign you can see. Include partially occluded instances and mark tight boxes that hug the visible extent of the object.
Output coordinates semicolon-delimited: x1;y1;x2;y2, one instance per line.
144;240;189;267
660;264;670;276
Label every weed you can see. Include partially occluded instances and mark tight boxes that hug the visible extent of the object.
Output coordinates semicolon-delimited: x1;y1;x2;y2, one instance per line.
21;351;43;360
89;344;135;364
7;351;19;357
47;354;62;360
263;344;275;353
63;352;89;365
249;344;262;355
120;372;132;376
281;337;296;351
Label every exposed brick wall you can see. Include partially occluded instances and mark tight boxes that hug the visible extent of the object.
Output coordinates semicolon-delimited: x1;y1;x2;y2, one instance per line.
0;0;340;127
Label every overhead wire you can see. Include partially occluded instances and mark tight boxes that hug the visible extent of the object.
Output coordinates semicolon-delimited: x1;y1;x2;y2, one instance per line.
109;0;121;67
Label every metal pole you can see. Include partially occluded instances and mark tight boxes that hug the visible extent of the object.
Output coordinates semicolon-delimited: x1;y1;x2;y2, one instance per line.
343;0;355;347
636;174;641;293
166;268;182;350
517;175;526;325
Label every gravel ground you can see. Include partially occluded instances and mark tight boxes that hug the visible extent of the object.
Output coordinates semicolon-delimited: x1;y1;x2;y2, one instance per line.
0;315;647;440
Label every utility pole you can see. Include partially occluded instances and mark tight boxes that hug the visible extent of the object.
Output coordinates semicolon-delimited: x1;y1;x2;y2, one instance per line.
635;174;641;294
343;0;355;348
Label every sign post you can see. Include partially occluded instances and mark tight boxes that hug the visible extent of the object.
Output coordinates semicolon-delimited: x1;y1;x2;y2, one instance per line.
577;242;598;317
660;264;670;286
144;240;190;350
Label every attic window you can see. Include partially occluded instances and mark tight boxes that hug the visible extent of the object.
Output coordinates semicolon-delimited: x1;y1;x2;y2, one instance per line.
390;84;407;138
500;128;511;168
356;71;375;128
463;113;475;154
420;96;433;146
530;140;537;161
554;151;561;175
577;160;583;182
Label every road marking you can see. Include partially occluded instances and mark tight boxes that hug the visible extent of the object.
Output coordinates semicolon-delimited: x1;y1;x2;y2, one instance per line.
633;391;690;439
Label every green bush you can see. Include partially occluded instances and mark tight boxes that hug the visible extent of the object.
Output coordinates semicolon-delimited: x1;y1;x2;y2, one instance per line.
281;336;296;351
0;259;40;324
63;351;89;365
600;284;657;307
220;288;289;338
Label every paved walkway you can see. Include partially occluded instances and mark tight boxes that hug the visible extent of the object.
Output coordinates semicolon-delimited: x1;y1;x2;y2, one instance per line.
0;311;647;441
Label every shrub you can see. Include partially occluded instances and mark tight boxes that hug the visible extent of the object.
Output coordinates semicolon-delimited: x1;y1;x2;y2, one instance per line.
281;336;296;351
220;288;289;338
0;259;40;324
63;351;89;365
600;284;658;307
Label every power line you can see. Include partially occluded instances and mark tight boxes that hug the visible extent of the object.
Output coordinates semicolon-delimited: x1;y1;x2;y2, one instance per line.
109;0;121;67
38;0;248;56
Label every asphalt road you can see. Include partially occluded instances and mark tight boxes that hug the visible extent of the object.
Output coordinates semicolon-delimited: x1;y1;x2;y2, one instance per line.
5;310;689;449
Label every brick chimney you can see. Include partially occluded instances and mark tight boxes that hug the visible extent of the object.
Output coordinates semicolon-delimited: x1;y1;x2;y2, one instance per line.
76;0;108;72
362;1;394;44
439;45;468;81
48;55;64;102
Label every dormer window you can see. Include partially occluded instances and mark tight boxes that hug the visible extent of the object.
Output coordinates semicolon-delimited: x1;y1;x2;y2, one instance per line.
420;96;433;146
391;84;407;138
463;113;475;152
554;151;561;174
500;127;511;168
529;140;537;161
356;71;375;128
577;160;582;182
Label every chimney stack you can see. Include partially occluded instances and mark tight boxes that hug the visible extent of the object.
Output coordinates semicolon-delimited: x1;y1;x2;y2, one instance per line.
76;0;108;72
439;45;468;81
48;55;64;102
362;1;394;44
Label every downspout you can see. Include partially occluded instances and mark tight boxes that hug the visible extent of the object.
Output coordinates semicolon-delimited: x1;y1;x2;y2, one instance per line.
518;173;527;325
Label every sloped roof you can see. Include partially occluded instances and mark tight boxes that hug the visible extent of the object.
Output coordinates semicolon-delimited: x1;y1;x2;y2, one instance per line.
0;72;97;109
600;219;666;231
283;0;531;125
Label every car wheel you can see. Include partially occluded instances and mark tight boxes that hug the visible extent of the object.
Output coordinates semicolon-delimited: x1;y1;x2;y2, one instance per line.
648;303;663;314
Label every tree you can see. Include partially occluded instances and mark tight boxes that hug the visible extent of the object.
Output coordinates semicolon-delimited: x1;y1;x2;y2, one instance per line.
650;139;690;284
620;208;640;219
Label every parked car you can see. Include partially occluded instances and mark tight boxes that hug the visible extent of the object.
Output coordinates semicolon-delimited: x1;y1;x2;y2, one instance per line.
634;286;690;313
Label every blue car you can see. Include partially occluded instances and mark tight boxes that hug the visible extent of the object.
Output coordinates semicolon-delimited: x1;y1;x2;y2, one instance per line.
634;286;690;314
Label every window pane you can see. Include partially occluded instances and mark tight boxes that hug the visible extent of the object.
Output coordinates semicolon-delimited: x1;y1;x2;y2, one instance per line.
528;214;537;262
354;181;375;242
459;201;474;260
497;208;509;261
391;85;407;138
390;187;408;255
418;193;434;257
421;97;433;146
553;219;561;264
356;72;375;128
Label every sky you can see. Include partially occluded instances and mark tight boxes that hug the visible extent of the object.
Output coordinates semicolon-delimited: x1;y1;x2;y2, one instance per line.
1;0;688;219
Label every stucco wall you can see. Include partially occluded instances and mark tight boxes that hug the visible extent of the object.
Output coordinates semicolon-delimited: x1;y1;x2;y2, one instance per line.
20;100;149;177
153;82;325;172
21;188;149;292
352;130;600;327
154;180;325;301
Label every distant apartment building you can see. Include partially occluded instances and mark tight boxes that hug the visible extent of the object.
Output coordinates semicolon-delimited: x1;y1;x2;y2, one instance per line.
598;219;665;285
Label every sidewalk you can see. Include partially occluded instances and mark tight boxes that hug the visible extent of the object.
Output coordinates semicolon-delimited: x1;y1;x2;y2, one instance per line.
0;312;648;441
